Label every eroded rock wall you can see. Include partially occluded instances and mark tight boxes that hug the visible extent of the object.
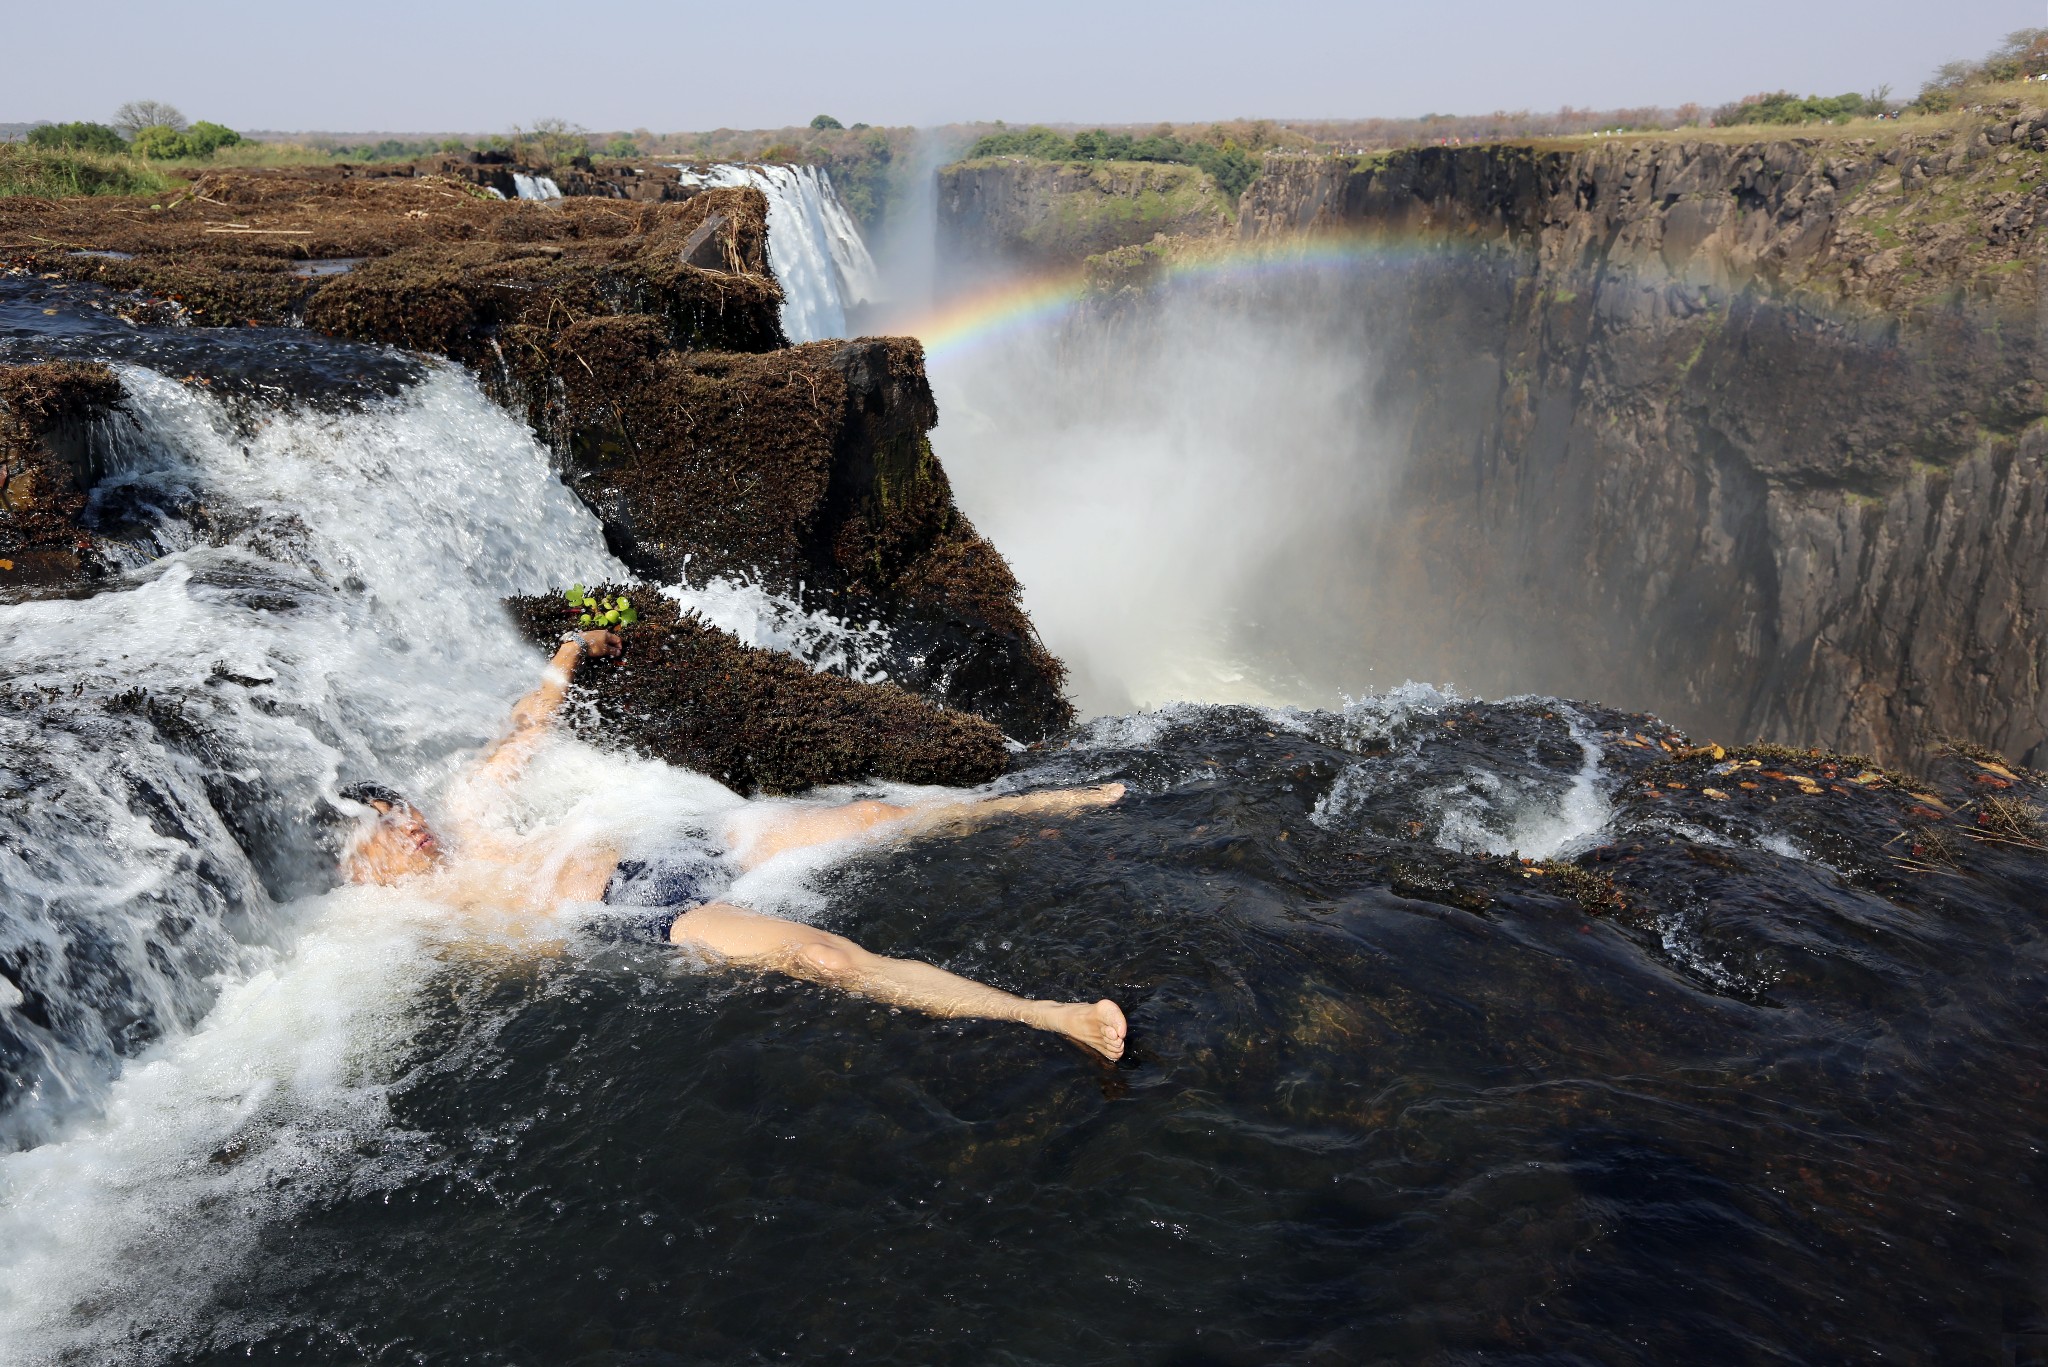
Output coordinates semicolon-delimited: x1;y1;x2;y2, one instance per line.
937;158;1232;283
1232;126;2048;767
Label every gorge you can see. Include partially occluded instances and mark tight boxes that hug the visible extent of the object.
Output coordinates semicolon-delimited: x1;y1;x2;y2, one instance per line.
0;120;2044;1366
936;116;2048;770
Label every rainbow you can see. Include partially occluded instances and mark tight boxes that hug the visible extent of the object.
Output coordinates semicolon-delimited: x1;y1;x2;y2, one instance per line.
897;233;1449;364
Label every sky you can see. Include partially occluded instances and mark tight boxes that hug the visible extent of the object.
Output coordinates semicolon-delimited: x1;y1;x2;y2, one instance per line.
3;0;2039;134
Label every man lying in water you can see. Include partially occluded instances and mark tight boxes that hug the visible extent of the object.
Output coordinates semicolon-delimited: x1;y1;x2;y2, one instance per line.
340;627;1128;1060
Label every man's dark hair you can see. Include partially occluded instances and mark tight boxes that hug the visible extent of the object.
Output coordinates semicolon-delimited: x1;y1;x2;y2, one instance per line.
339;781;412;812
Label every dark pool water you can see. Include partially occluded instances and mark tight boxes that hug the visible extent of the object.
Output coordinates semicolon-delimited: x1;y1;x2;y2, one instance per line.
161;701;2048;1366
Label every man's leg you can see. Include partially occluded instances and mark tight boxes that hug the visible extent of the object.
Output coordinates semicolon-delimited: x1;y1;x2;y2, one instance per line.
668;902;1126;1060
731;783;1126;868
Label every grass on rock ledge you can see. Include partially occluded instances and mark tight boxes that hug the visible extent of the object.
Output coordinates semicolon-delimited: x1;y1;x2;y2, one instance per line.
0;145;171;199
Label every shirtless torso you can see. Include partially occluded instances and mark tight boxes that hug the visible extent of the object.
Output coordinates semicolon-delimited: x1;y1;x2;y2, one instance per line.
342;629;1129;1060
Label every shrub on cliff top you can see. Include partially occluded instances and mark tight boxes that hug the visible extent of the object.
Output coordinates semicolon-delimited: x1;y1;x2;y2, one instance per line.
1914;27;2048;111
967;124;1258;200
184;121;242;156
1711;91;1871;127
25;122;127;155
130;125;190;159
0;144;169;198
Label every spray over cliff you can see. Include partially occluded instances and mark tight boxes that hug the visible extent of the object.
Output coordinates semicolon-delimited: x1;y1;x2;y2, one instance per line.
934;111;2048;767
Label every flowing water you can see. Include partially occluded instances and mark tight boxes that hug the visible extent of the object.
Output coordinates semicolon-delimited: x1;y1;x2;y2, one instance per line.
2;249;2046;1366
512;174;563;202
676;164;880;343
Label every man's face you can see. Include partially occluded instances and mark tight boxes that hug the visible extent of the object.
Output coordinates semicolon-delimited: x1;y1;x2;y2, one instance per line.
346;799;442;884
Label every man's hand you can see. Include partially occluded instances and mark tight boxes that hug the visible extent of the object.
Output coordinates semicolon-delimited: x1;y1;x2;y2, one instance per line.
577;629;624;659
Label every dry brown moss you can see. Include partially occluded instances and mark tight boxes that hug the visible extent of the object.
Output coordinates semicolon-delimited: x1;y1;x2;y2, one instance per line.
0;171;1072;739
0;361;123;590
0;172;782;350
506;586;1009;794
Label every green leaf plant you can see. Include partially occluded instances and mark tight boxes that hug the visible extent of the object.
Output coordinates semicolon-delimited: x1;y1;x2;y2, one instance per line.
565;584;640;630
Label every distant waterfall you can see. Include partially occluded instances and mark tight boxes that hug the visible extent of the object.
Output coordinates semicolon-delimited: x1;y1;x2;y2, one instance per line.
677;164;880;342
512;173;562;201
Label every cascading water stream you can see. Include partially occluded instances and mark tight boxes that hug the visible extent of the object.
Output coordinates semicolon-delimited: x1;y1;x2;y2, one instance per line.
676;164;880;342
0;357;900;1359
512;173;562;201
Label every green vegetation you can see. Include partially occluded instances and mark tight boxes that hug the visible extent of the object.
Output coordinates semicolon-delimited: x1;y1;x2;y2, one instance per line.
967;124;1259;200
1711;90;1883;126
25;122;126;154
566;585;639;629
809;114;844;131
129;119;243;159
0;144;170;198
1916;28;2048;111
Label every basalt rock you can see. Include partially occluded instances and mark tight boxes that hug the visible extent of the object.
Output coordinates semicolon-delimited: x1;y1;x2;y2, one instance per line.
539;330;1073;740
1037;118;2048;769
936;157;1233;285
505;586;1009;794
0;362;123;592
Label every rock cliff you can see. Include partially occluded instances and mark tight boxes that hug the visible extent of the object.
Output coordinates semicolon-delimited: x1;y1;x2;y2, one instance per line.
936;157;1231;283
1227;121;2048;767
1;169;1072;762
979;115;2048;767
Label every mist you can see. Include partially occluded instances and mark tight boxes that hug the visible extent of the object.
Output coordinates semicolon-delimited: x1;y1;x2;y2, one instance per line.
922;270;1406;717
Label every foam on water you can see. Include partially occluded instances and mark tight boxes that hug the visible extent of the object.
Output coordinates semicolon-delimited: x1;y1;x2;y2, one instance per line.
0;888;442;1364
0;355;984;1359
0;365;622;1146
660;572;893;682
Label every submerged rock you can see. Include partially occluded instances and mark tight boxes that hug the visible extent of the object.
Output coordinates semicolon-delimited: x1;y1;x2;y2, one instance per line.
506;585;1009;794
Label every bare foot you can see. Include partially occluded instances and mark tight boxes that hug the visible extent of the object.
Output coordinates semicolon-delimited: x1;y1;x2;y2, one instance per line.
1044;998;1127;1060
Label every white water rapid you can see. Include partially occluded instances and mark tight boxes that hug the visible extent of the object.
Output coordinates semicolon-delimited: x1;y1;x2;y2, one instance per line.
512;173;563;201
0;362;885;1361
677;164;880;342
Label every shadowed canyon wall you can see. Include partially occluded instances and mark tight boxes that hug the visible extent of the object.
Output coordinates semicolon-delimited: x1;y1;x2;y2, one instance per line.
940;118;2048;766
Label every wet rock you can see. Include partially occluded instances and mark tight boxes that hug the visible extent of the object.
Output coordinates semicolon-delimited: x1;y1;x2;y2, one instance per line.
505;586;1009;794
0;361;123;593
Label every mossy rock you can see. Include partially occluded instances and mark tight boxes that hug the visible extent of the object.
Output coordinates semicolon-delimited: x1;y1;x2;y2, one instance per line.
507;586;1010;794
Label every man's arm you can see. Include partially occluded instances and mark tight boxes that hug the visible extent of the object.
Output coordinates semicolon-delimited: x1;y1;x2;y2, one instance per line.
471;628;622;786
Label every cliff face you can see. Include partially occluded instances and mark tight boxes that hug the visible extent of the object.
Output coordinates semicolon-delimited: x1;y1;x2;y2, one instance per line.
936;158;1231;282
1232;124;2048;767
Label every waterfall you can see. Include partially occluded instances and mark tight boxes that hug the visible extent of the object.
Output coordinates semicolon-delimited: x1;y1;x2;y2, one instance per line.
676;163;880;342
0;366;624;1150
512;173;562;201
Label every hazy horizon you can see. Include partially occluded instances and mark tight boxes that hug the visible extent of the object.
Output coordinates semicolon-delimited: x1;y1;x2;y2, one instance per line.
5;1;2034;135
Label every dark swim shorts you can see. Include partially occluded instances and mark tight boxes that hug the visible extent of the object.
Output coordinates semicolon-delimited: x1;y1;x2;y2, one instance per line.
595;848;729;945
